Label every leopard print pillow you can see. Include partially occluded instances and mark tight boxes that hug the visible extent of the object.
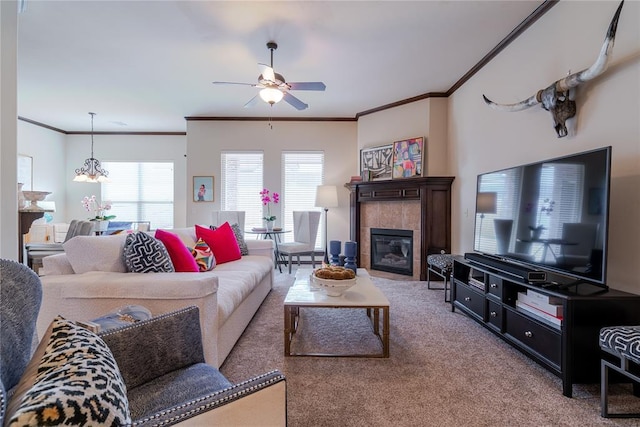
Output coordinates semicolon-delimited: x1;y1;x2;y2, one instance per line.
7;316;131;426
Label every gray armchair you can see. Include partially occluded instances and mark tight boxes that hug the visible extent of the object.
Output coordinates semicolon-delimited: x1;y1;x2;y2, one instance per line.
0;259;286;426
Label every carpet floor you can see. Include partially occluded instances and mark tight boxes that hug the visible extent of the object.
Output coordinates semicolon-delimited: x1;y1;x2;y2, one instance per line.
220;271;640;426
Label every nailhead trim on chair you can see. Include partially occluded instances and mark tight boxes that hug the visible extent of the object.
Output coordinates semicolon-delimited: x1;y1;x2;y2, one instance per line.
132;370;286;426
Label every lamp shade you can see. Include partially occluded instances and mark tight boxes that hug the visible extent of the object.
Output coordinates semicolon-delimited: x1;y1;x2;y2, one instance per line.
315;185;338;208
476;192;497;214
259;87;284;105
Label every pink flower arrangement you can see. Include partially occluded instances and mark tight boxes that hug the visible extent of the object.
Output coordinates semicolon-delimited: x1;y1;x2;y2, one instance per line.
260;189;279;222
82;195;116;221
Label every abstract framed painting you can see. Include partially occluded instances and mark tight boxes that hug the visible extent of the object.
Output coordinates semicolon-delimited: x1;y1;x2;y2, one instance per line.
193;176;214;202
392;137;424;179
360;144;393;181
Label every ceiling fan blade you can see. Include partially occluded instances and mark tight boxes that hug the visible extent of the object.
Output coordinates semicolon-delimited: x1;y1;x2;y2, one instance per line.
258;63;276;83
213;81;257;87
283;92;309;110
287;82;326;91
243;95;259;108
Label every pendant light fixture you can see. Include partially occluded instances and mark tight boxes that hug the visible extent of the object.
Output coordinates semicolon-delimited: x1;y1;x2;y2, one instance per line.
73;112;110;183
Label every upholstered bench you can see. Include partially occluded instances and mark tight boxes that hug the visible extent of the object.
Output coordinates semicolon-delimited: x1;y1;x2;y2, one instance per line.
599;325;640;418
426;252;454;302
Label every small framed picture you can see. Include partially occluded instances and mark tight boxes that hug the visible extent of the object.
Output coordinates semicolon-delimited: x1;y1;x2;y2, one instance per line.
360;144;393;181
193;176;214;202
392;137;424;179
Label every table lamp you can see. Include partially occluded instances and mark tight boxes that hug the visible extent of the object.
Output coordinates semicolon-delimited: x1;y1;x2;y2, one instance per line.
315;185;339;265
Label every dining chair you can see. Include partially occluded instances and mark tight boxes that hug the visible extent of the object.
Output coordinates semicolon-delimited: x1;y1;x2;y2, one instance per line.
212;211;245;235
277;210;321;274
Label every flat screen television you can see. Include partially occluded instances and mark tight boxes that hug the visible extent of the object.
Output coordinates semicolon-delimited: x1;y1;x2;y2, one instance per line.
471;146;611;288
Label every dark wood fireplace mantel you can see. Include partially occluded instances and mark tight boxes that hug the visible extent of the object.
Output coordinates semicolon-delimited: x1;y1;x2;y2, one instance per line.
346;176;454;280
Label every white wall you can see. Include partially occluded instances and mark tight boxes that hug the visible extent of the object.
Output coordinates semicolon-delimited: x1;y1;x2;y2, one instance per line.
65;134;187;227
18;121;67;222
448;1;640;293
1;0;19;259
186;120;357;244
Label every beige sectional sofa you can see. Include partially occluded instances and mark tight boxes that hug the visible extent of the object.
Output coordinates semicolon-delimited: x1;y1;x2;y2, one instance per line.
37;227;274;368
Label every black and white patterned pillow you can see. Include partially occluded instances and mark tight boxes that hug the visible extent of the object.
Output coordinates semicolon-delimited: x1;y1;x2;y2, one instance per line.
123;232;175;273
7;316;131;426
230;223;249;256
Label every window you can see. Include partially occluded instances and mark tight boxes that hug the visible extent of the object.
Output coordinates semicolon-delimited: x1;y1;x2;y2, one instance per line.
281;151;324;246
477;167;522;254
221;151;264;229
533;162;584;262
102;162;174;229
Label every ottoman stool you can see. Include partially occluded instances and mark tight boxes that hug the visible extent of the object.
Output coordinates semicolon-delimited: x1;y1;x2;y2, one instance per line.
599;325;640;418
426;252;454;302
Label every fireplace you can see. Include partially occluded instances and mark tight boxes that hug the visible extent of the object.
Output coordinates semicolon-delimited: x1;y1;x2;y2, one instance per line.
348;177;454;280
370;228;413;276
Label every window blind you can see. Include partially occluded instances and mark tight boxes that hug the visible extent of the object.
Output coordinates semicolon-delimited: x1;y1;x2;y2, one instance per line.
101;162;174;229
477;167;522;254
537;162;584;239
281;151;324;246
221;151;264;229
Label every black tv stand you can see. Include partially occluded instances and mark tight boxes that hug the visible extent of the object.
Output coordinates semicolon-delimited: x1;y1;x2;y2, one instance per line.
452;255;640;397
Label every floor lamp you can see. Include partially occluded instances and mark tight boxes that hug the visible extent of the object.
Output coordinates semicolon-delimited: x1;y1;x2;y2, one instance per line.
315;185;338;265
476;192;497;249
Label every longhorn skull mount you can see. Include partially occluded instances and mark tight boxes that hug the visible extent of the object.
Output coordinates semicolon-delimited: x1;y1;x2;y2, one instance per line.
482;1;624;138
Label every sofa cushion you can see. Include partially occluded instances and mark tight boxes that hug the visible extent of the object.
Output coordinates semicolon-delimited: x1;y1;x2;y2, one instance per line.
191;238;216;272
155;229;199;272
124;232;175;273
196;223;241;264
6;316;131;426
212;256;273;325
63;234;128;273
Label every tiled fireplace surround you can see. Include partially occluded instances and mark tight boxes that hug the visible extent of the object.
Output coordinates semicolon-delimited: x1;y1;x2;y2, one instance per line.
360;201;421;280
348;177;454;282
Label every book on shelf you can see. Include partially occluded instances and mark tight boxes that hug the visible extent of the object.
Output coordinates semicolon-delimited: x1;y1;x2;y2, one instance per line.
517;292;562;317
468;277;485;290
526;289;562;305
515;300;562;327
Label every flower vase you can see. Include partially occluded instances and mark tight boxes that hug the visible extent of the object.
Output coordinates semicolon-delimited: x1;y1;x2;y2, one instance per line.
531;228;543;240
265;221;274;232
94;220;109;234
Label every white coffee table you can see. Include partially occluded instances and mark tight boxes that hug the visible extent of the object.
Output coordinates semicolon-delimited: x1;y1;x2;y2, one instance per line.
284;268;390;358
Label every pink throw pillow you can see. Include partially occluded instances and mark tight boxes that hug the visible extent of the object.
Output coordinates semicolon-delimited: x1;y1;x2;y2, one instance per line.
195;223;241;264
155;229;199;272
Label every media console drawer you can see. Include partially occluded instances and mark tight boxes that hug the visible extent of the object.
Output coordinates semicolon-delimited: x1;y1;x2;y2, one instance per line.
505;309;561;367
454;283;484;320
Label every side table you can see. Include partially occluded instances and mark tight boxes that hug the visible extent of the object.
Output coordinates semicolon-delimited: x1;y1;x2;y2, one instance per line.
245;229;290;272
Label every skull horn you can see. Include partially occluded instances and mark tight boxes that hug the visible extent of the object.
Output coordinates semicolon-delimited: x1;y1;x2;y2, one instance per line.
482;93;541;112
556;0;623;91
482;0;624;111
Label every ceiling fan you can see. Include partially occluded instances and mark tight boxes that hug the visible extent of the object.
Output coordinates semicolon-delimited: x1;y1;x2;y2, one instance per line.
213;42;326;111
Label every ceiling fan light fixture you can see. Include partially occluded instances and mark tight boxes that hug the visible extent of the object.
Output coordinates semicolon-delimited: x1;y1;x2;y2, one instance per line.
259;87;284;105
